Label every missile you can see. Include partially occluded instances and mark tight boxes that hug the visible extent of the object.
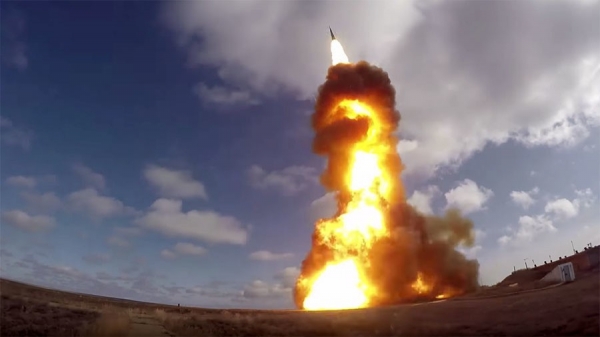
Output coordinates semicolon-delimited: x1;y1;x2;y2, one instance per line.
329;26;336;40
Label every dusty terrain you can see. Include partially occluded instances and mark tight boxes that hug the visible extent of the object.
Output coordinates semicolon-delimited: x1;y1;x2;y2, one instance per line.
1;268;598;336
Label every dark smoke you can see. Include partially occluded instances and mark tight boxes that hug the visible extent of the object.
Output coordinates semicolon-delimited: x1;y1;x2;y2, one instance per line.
367;206;480;306
294;61;480;309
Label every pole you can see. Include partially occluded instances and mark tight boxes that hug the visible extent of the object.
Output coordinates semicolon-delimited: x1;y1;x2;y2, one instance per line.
571;241;575;254
524;258;529;269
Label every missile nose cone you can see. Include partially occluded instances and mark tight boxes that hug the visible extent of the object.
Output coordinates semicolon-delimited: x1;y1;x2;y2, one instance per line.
329;26;336;40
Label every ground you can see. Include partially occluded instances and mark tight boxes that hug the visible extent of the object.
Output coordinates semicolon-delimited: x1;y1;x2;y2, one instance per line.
1;268;598;336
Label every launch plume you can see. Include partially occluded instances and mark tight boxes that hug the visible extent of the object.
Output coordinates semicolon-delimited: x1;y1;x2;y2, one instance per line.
294;37;479;310
330;40;349;65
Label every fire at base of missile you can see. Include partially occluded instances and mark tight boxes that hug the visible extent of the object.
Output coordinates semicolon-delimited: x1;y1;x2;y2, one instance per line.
293;28;480;311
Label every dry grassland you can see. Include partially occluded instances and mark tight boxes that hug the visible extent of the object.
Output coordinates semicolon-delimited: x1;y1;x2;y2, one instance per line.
1;269;598;336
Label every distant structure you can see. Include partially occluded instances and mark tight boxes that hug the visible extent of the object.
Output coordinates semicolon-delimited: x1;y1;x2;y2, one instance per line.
541;262;575;283
511;244;600;278
536;245;599;274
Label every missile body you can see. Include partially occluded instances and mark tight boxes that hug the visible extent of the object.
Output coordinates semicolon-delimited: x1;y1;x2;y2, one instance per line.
329;26;336;40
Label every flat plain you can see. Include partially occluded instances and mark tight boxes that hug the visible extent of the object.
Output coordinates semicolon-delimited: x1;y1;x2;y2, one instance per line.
1;267;598;336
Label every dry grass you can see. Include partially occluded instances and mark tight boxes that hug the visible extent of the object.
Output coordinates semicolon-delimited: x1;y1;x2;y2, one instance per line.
80;308;130;337
154;308;168;323
155;309;380;337
1;269;598;337
0;295;99;337
151;273;599;337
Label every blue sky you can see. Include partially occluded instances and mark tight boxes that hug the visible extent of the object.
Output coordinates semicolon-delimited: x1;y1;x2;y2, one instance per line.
1;0;598;309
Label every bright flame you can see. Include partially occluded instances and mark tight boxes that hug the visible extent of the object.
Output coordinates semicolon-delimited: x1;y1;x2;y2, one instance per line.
298;39;461;311
413;274;453;299
350;151;381;191
302;259;369;310
302;99;388;310
331;40;349;65
412;273;431;294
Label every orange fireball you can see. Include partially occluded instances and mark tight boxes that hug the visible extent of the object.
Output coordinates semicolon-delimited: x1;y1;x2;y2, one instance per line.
295;37;479;310
299;59;394;310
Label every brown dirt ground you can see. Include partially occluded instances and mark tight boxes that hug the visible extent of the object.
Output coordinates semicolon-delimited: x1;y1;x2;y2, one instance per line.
1;269;598;336
127;314;174;337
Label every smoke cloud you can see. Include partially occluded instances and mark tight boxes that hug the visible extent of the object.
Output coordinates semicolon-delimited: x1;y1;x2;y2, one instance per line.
294;61;479;308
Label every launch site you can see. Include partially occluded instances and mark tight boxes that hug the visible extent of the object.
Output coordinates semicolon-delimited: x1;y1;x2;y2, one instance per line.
1;0;599;336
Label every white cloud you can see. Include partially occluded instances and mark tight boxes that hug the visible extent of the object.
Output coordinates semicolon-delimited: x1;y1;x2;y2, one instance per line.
457;229;486;259
72;164;106;190
509;187;539;210
1;210;55;232
458;245;482;260
67;188;134;219
0;117;34;150
249;250;294;261
397;139;418;156
242;266;299;299
582;143;596;152
247;165;317;196
53;265;84;278
163;0;600;180
20;191;62;214
113;226;142;237
193;83;260;107
407;185;440;214
107;235;130;248
136;198;248;245
143;165;208;199
515;215;557;241
161;243;206;259
162;1;420;97
6;175;36;188
309;192;337;223
274;266;300;288
544;198;579;219
499;215;555;246
242;280;286;299
512;58;600;148
161;249;177;259
5;175;61;214
574;188;596;208
174;242;207;256
499;187;596;245
544;188;596;220
497;235;511;246
444;179;494;215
